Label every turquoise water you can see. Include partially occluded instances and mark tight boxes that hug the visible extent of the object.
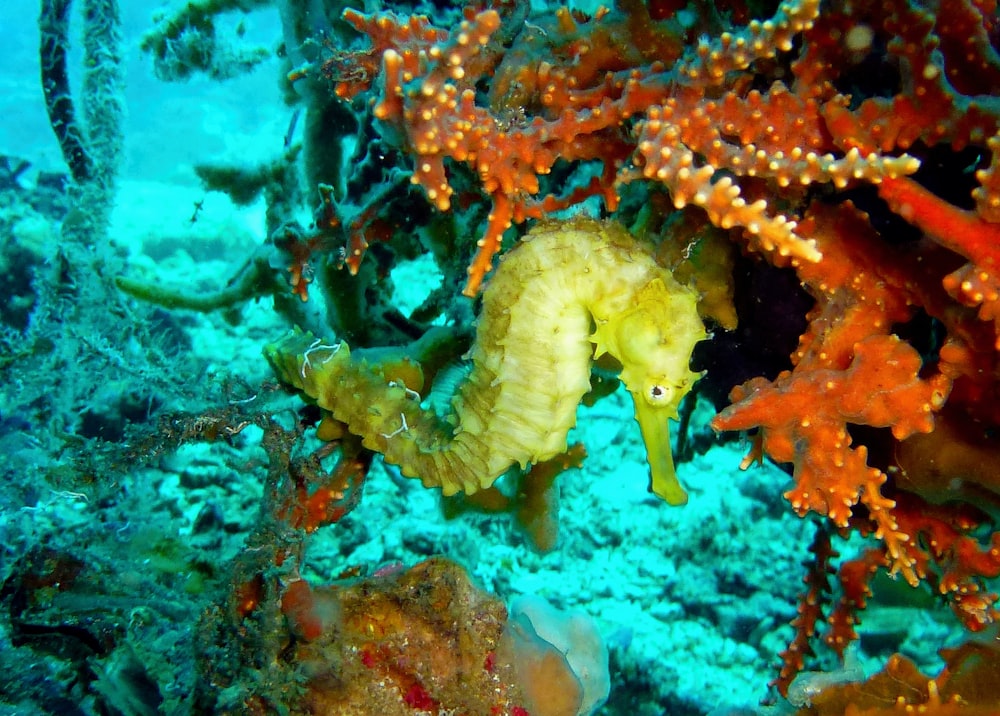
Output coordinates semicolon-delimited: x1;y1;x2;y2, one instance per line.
0;1;987;714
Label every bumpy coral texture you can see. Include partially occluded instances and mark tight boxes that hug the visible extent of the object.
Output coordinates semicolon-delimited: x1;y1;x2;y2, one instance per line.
285;0;1000;699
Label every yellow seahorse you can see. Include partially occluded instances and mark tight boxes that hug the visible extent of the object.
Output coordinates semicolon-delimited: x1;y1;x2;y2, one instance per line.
265;218;706;505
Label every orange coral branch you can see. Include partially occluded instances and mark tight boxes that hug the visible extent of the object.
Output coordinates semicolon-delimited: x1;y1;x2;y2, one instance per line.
879;175;1000;346
304;0;1000;696
713;335;949;583
775;526;836;697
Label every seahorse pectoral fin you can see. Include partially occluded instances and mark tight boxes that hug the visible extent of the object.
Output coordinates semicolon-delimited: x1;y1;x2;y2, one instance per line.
632;396;688;506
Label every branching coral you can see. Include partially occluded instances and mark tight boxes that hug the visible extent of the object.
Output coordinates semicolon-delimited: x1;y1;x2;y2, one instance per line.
330;0;919;295
306;0;1000;702
97;0;1000;710
791;638;1000;715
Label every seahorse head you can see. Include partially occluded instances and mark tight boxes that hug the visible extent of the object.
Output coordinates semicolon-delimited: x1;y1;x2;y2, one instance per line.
608;278;705;505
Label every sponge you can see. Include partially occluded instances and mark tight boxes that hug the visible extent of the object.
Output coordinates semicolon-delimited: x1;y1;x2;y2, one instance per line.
500;595;610;716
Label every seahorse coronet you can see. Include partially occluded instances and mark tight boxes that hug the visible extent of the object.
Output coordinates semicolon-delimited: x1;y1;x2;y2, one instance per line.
265;218;706;504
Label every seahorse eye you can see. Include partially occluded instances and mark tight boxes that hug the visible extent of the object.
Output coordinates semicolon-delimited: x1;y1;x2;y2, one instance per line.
648;384;674;405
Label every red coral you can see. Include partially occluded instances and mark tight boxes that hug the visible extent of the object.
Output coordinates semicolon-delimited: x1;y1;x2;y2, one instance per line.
297;0;1000;698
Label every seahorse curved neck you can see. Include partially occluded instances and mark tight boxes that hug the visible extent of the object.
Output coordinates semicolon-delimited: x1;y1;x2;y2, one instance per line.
265;218;705;503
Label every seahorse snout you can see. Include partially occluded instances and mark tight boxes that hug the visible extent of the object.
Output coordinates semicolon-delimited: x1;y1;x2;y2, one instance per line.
631;392;688;505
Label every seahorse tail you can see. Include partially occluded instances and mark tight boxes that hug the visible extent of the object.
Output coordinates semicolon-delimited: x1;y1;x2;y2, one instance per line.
264;328;492;496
